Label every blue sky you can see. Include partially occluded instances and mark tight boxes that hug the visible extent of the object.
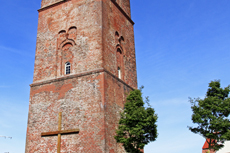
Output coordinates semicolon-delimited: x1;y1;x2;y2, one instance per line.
0;0;230;153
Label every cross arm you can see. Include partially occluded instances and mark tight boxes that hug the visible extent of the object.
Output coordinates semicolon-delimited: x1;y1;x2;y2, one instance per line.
41;129;80;136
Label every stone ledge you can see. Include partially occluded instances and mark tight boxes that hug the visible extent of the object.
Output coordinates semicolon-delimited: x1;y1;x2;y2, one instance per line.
30;68;104;87
30;68;135;90
103;68;135;90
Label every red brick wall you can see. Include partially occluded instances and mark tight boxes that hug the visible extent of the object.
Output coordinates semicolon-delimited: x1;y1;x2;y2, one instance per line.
101;1;137;152
25;0;137;152
33;0;103;82
114;0;131;17
26;73;106;152
104;72;133;152
102;0;137;89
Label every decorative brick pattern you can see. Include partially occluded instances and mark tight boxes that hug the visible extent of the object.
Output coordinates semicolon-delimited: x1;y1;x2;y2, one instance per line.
25;0;137;152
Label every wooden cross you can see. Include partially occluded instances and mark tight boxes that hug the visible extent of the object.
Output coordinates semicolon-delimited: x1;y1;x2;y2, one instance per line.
41;112;79;153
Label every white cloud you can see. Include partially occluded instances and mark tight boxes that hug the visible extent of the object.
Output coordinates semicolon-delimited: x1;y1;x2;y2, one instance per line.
0;45;33;57
0;86;11;88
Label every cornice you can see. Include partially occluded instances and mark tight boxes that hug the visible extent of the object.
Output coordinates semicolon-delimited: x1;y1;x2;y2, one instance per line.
103;68;135;90
30;68;135;90
38;0;134;25
38;0;68;12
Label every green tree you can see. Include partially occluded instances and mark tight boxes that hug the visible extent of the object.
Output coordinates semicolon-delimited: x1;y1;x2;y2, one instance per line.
114;88;158;153
189;80;230;151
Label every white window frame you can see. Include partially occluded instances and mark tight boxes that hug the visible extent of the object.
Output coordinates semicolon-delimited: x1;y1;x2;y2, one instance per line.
118;67;121;79
65;62;71;75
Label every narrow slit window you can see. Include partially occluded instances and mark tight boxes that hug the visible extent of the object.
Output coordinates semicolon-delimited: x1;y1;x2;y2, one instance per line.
65;62;71;75
118;67;121;79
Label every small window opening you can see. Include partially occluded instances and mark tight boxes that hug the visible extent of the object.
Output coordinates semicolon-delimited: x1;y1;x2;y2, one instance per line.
115;31;119;37
119;36;124;42
65;62;71;75
118;67;121;79
117;48;122;54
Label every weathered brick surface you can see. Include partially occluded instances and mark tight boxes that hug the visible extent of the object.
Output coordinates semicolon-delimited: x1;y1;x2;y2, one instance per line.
34;0;103;82
102;0;137;88
26;0;137;152
113;0;131;17
26;73;107;153
104;72;132;152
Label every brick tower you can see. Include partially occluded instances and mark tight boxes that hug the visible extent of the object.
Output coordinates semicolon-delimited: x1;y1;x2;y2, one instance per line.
25;0;137;152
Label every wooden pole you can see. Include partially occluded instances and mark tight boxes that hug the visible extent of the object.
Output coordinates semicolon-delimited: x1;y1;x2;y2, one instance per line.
57;112;62;153
41;112;79;153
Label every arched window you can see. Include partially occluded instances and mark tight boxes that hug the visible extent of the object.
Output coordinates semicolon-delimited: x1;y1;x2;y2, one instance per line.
65;62;71;75
118;67;121;79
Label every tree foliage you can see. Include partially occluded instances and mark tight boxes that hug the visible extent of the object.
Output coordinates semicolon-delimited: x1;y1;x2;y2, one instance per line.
189;80;230;151
114;88;158;153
